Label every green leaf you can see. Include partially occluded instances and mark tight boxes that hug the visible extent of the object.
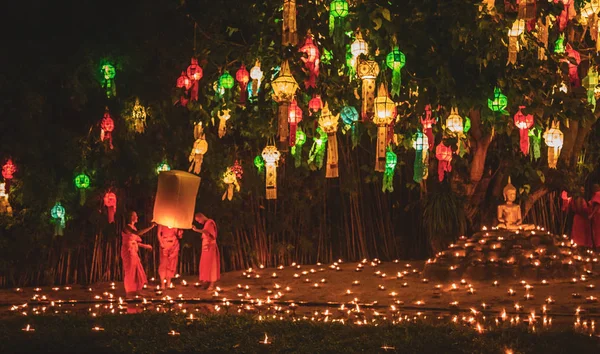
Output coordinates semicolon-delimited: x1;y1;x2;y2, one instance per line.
536;170;545;183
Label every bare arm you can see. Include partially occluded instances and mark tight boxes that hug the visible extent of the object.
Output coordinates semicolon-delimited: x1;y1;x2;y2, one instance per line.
138;223;157;236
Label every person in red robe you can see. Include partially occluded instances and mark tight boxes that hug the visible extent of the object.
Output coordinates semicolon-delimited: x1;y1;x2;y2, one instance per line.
589;184;600;249
192;213;220;291
561;188;592;247
121;211;156;297
158;225;183;289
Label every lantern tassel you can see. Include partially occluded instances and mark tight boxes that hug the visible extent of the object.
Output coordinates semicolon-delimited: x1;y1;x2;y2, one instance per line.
265;164;277;200
508;36;518;65
375;126;387;172
289;124;297;147
519;128;530;156
107;206;116;224
326;133;339;178
437;160;452;182
530;128;541;161
239;82;248;104
424;128;434;151
278;104;290;151
391;69;401;98
291;142;304;168
190;81;199;101
308;129;328;170
282;0;298;46
383;167;394;193
413;149;424;184
80;190;86;206
218;118;227;138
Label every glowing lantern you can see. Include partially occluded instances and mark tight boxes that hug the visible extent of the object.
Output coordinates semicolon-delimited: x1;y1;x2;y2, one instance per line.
291;129;306;168
236;65;250;104
308;94;323;115
219;71;235;92
341;105;359;146
583;66;599;110
288;99;303;147
318;103;340;178
262;145;281;200
488;87;508;113
557;0;572;32
412;131;429;183
186;58;203;101
282;0;298;46
350;30;368;77
254;155;265;173
308;127;328;170
51;202;66;236
156;162;171;174
435;142;453;182
513;106;534;156
446;107;463;134
189;122;208;175
101;63;116;98
0;182;12;216
130;98;147;134
74;173;90;205
100;109;114;150
529;127;542;161
103;192;117;224
222;167;240;201
373;84;396;172
543;121;564;169
299;35;320;89
507;19;525;65
420;105;436;151
386;47;406;98
321;48;333;65
565;44;581;87
271;60;299;150
382;148;397;193
249;60;263;98
176;71;192;107
357;60;380;121
554;34;565;53
218;109;231;138
536;16;550;60
153;171;201;229
2;159;16;193
329;0;349;46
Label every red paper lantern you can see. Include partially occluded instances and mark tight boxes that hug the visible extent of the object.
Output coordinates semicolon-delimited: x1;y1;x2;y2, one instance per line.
420;104;436;151
186;58;203;101
299;35;320;89
2;159;16;180
308;94;323;115
103;191;117;223
100;110;114;150
435;143;453;182
288;98;303;146
236;64;250;104
177;71;192;90
513;106;534;156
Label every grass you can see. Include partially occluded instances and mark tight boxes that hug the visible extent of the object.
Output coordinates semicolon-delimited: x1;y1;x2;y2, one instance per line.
0;314;598;353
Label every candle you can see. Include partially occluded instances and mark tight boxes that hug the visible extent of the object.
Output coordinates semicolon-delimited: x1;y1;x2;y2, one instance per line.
168;330;180;336
260;333;271;345
22;325;34;332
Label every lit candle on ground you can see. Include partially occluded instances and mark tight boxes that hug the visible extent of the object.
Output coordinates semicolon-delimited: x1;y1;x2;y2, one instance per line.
260;333;271;344
168;330;180;336
92;326;104;331
22;325;34;332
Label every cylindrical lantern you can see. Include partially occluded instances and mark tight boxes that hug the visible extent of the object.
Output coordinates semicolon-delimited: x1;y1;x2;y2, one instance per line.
249;60;263;98
357;60;380;121
176;71;192;106
299;35;320;89
271;60;299;151
103;192;117;224
153;170;201;229
51;202;66;236
186;58;203;101
382;148;397;193
543;121;564;169
386;47;406;98
507;19;525;65
100;109;114;150
435;143;453;182
101;63;116;98
74;173;90;205
282;0;298;46
218;109;231;138
236;65;250;104
412;131;429;183
288;98;303;147
319;103;340;178
131;98;147;134
329;0;349;46
373;84;396;172
262;145;281;200
513;106;534;155
420;104;436;151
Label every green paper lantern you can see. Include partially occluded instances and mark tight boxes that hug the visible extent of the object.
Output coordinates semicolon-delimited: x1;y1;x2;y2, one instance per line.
291;129;307;168
341;106;359;125
101;63;116;98
219;71;235;90
329;0;349;47
254;155;265;172
321;48;333;65
554;34;565;54
51;202;66;236
383;148;397;193
463;117;471;133
308;127;328;169
156;162;171;174
74;173;90;189
487;87;508;112
330;0;349;18
386;47;406;98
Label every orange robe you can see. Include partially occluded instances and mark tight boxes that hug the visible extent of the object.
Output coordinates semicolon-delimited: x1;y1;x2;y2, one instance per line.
121;226;147;293
199;219;220;282
158;225;180;282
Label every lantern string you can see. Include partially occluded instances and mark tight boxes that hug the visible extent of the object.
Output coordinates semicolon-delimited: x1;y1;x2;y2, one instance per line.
194;22;197;53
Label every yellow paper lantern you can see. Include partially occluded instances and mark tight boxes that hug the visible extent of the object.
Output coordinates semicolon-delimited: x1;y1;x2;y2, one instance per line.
357;60;380;121
262;145;281;200
218;109;231;138
446;107;463;134
272;61;299;149
153;171;201;229
319;103;340;178
282;0;298;46
373;84;396;172
543;121;564;169
350;30;368;70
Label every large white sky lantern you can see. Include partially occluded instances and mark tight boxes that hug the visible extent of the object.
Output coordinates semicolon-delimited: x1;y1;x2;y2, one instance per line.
153;170;200;229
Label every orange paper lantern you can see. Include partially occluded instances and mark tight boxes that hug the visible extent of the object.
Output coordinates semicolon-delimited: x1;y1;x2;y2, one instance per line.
153;171;201;229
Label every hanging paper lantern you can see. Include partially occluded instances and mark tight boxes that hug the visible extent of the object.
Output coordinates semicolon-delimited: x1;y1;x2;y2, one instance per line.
176;71;192;106
554;34;566;54
130;98;147;134
271;60;299;150
350;30;368;77
507;19;525;65
412;131;429;184
299;35;320;89
222;167;240;201
564;44;581;87
386;47;406;98
373;84;396;172
262;145;281;200
288;98;303;147
341;106;359;126
236;65;250;104
219;71;235;91
2;159;16;193
103;192;117;224
529;127;542;161
308;94;323;115
101;63;116;98
156;162;171;174
0;182;12;216
382;148;397;193
74;173;90;205
357;60;380;121
487;87;508;113
583;66;599;110
50;202;66;236
254;155;265;173
557;0;572;32
513;106;534;156
186;58;203;101
282;0;298;46
218;109;231;138
100;109;114;150
536;16;550;60
420;105;436;151
543;121;564;169
189;123;208;175
318;103;340;178
321;48;333;65
308;127;328;170
291;129;306;168
435;143;453;182
329;0;349;46
446;107;463;134
249;60;263;98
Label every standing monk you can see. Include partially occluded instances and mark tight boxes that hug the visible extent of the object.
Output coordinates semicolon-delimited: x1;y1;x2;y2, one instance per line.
192;213;220;291
121;211;156;297
158;225;183;289
589;184;600;249
561;188;592;247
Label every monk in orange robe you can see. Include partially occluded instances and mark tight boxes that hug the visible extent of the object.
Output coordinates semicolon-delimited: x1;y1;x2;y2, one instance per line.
192;213;220;291
589;184;600;249
561;188;593;247
158;225;183;289
121;211;156;297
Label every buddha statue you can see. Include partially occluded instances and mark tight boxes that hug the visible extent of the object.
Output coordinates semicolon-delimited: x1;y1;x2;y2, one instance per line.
497;177;534;231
